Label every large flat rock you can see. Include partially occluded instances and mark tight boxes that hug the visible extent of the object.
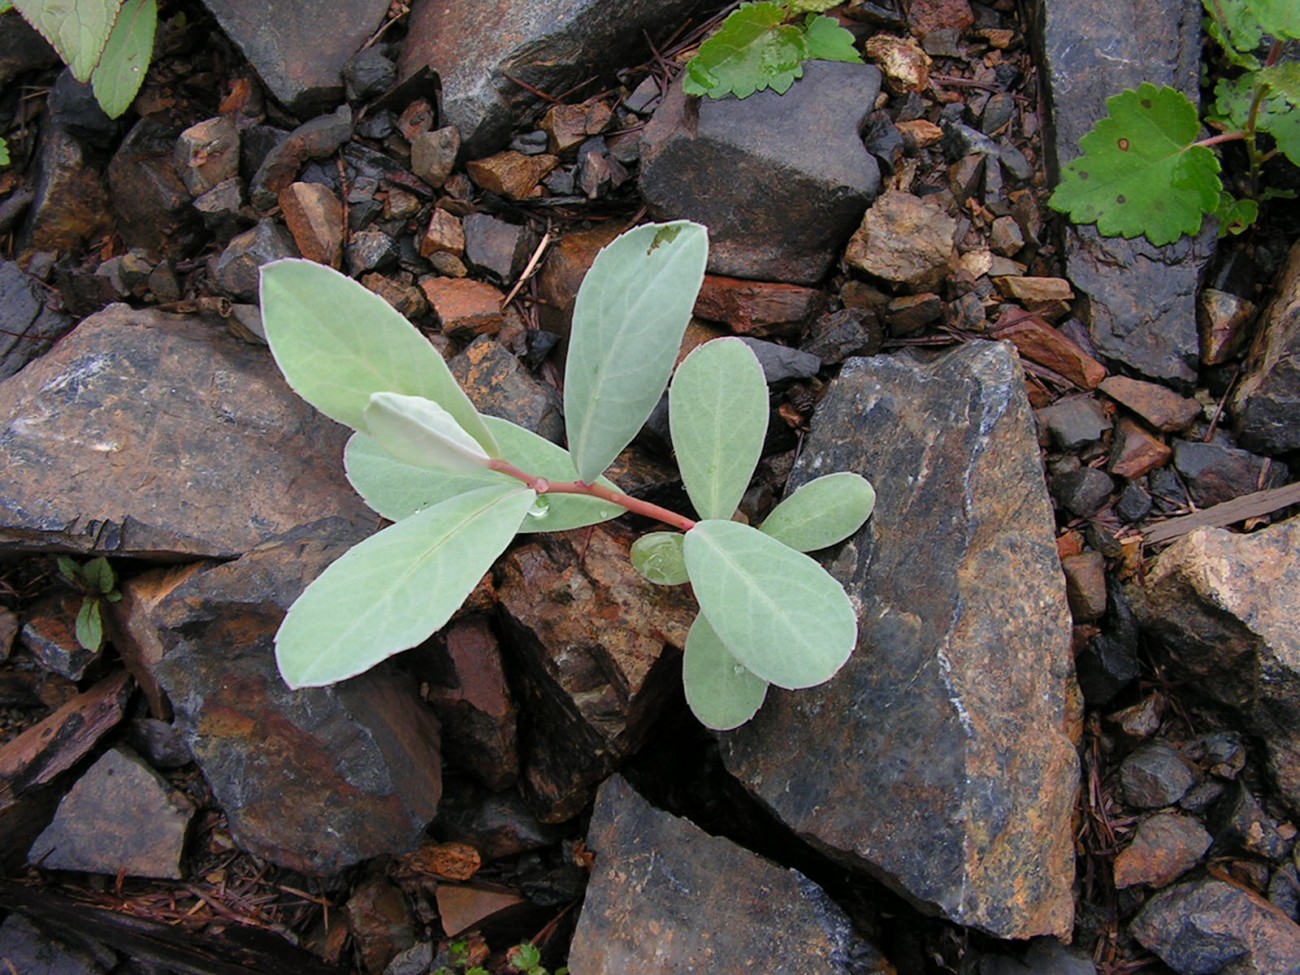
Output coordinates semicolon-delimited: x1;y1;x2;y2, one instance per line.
722;341;1081;939
0;305;372;559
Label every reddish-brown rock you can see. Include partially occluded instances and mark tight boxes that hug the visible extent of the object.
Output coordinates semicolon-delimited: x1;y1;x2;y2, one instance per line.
1101;375;1201;432
420;277;504;339
1113;812;1211;889
279;181;343;268
994;276;1074;321
694;275;824;337
420;207;466;258
905;0;975;36
992;312;1107;388
1108;416;1172;479
536;223;623;340
541;99;613;154
465;151;558;199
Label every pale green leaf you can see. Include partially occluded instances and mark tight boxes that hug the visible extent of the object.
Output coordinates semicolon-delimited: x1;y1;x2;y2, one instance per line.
800;12;862;63
276;484;536;688
363;392;491;473
13;0;121;81
259;259;498;456
758;472;875;551
630;531;688;585
682;613;769;730
564;221;708;483
669;337;768;521
90;0;154;118
75;598;103;652
683;519;857;689
344;416;623;532
0;3;15;15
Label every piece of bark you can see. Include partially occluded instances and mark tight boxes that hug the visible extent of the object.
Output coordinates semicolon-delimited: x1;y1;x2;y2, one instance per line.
1143;481;1300;546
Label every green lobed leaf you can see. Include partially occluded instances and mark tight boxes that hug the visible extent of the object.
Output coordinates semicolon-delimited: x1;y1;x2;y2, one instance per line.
564;221;707;483
800;12;862;63
682;1;806;99
1214;192;1259;235
0;137;9;167
683;519;857;689
75;598;103;652
669;338;768;521
344;416;623;533
1251;0;1300;39
787;0;842;11
259;259;498;456
682;613;769;731
82;556;116;594
1214;71;1300;168
276;484;536;688
90;0;154;118
13;0;122;81
1202;0;1263;66
1049;83;1221;245
630;531;688;585
362;392;492;473
758;471;875;551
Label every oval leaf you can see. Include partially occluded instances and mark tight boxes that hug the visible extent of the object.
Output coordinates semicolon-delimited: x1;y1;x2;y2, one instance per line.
14;0;121;81
683;614;769;730
669;338;768;521
260;259;498;455
363;392;491;473
683;519;857;689
276;484;535;688
564;221;708;483
630;531;688;585
759;472;875;551
90;0;154;118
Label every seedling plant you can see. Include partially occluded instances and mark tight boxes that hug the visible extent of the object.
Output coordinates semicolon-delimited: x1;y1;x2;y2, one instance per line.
259;221;875;730
57;555;120;652
1049;0;1299;245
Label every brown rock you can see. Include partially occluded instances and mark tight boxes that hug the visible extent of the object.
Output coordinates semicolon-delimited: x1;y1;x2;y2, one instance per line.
249;105;352;210
886;292;944;335
1100;375;1200;432
411;127;461;189
361;273;428;319
420;277;504;339
896;118;944;149
994;276;1074;321
279;182;343;268
845;189;957;292
905;0;975;35
27;127;111;253
465;150;558;199
1198;287;1256;366
865;34;933;93
541;99;614;154
395;840;482;882
111;564;207;720
536;223;622;340
1062;550;1107;622
1108;416;1172;479
345;871;416;975
989;215;1025;257
175;116;240;197
420;207;465;258
450;337;564;443
107;120;200;259
992;312;1107;388
436;885;527;938
693;275;824;337
1114;812;1211;888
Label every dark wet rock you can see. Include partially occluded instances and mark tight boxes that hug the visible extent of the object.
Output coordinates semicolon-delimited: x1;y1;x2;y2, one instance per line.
1231;240;1300;455
1131;520;1300;812
1209;783;1289;860
1108;417;1173;480
641;60;881;284
0;913;109;975
346;870;417;975
803;308;884;364
885;293;944;334
1131;879;1300;974
192;176;244;235
449;337;564;444
410;127;461;189
569;775;892;974
24;125;111;254
1100;376;1201;433
737;337;820;384
1035;0;1209;387
107;119;200;259
0;305;373;559
496;525;696;822
175;116;240;197
126;717;192;770
1113;812;1211;889
203;0;390;115
977;937;1097;975
1200;287;1257;367
280;181;344;268
422;277;505;340
1171;439;1289;508
28;745;193;879
1037;395;1110;451
344;46;397;103
722;342;1080;939
140;526;443;875
47;70;116;149
845;188;956;292
1115;481;1153;524
0;260;73;380
19;593;98;680
863;111;905;173
1195;730;1249;780
249;105;353;210
435;780;564;861
0;11;59;85
95;250;153;299
213;218;299;301
1148;466;1191;515
398;0;705;158
463;213;537;284
1061;550;1107;623
345;227;399;276
1120;740;1196;809
1051;466;1114;518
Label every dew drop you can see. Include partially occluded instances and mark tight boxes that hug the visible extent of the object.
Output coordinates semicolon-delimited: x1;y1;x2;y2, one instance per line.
732;665;747;676
527;497;551;520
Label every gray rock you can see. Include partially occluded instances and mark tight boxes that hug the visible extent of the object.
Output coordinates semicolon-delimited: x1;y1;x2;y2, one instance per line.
144;524;444;875
1129;519;1300;813
449;337;565;444
568;775;893;974
1172;439;1289;508
344;46;397;103
1037;395;1111;451
738;337;821;383
213;218;299;300
175;116;240;197
640;60;882;284
1051;466;1115;518
249;105;353;210
978;937;1097;975
397;0;705;158
1131;879;1300;974
722;341;1080;939
0;913;108;975
202;0;390;115
1231;239;1300;455
463;213;536;284
410;127;461;189
0;260;72;381
1034;0;1209;386
28;746;193;879
0;305;373;559
1119;740;1196;809
107;119;201;259
1210;783;1289;860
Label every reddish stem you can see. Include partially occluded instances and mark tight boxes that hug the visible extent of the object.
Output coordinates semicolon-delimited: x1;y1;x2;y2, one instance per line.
488;459;697;532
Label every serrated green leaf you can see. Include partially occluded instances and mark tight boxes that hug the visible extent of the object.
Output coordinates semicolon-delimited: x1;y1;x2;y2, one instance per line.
682;1;806;99
0;137;10;167
1202;0;1263;65
276;484;535;688
90;0;153;118
363;392;492;473
682;613;769;730
800;12;861;63
13;0;122;81
344;416;623;532
669;338;768;521
1250;0;1300;39
758;472;875;551
683;519;857;689
1049;83;1221;245
75;597;103;652
509;944;542;971
82;556;115;594
1215;71;1300;167
630;531;688;585
259;259;498;456
564;221;707;484
1215;192;1258;235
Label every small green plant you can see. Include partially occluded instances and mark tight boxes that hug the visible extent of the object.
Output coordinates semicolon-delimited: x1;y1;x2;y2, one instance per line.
432;939;565;975
682;0;862;100
0;137;9;166
57;556;120;652
0;0;157;119
259;221;875;730
1049;0;1299;245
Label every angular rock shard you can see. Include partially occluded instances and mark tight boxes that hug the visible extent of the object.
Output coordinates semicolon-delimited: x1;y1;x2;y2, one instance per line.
722;341;1081;939
1230;239;1300;456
